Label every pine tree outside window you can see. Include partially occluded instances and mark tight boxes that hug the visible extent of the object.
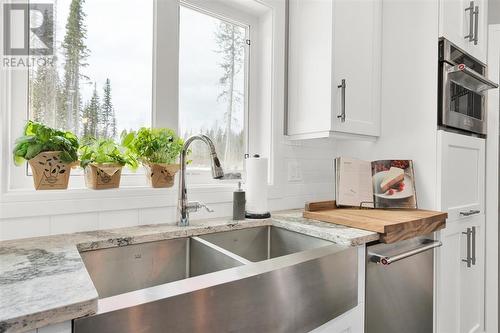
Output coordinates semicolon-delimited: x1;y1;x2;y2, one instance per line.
28;0;153;141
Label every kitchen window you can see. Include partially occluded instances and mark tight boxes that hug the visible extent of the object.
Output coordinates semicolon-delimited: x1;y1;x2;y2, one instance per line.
3;0;276;196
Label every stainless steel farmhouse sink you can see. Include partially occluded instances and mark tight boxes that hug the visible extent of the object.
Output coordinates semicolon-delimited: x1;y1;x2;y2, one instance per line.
74;227;358;333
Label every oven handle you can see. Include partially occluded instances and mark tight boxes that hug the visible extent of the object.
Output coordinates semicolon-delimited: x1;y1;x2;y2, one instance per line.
449;64;499;88
369;240;442;266
443;62;499;92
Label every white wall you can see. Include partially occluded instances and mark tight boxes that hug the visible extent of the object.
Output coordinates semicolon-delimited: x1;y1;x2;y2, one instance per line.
490;0;500;24
334;0;440;210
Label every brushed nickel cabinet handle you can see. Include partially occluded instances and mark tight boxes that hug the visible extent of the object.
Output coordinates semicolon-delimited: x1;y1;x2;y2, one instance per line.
462;228;472;268
465;1;474;42
337;79;346;123
473;5;479;45
471;226;476;265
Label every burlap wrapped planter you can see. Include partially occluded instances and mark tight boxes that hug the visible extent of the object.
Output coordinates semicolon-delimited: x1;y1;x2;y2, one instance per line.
84;163;123;190
28;151;72;190
144;163;180;188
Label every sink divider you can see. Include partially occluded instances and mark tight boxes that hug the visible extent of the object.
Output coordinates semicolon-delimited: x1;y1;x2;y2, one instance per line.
191;236;251;265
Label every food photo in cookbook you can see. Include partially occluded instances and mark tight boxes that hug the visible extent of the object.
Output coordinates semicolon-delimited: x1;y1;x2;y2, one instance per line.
371;160;417;209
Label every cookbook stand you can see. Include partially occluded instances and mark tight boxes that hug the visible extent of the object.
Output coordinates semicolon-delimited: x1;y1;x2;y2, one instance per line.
359;201;376;209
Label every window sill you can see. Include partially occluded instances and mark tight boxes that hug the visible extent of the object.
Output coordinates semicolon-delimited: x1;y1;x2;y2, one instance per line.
0;183;239;219
2;182;237;201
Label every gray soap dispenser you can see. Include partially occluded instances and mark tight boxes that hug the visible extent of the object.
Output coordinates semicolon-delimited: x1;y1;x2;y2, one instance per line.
233;182;246;220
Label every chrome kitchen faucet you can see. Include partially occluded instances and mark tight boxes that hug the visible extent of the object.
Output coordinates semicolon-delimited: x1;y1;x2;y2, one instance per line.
177;134;224;226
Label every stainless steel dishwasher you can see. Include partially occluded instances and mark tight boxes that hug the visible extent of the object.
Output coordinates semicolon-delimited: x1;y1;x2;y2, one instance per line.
365;235;442;333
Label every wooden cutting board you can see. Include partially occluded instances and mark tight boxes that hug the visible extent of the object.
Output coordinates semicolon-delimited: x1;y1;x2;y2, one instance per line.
304;200;447;243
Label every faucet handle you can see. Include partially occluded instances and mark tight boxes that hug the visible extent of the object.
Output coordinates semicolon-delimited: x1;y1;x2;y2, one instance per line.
186;201;214;213
197;201;214;213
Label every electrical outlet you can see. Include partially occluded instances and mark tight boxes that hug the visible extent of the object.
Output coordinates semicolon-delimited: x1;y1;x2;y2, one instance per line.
287;161;303;182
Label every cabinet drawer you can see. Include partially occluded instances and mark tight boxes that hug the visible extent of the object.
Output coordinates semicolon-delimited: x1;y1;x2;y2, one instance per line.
437;130;485;220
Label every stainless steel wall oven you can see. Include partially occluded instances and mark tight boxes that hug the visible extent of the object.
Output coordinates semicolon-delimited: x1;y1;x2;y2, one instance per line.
438;38;498;136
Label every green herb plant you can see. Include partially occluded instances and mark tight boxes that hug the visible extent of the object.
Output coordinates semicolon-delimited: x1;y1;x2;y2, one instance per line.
79;138;138;170
121;128;184;165
13;121;79;166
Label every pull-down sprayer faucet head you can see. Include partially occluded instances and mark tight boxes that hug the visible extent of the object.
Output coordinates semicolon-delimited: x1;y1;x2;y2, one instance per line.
178;134;224;226
210;154;224;179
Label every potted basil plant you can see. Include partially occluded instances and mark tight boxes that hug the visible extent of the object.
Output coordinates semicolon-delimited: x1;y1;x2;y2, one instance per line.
79;138;138;190
13;121;79;190
122;128;184;188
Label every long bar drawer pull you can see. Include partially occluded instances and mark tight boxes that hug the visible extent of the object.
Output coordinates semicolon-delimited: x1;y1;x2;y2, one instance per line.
471;226;476;265
459;209;481;216
473;5;479;45
462;228;472;267
369;240;442;266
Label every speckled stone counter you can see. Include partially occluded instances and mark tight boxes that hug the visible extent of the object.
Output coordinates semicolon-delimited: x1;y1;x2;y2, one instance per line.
0;210;378;333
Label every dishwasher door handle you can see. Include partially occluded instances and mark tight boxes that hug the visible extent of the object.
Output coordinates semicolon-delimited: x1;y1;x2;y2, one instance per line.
369;240;442;266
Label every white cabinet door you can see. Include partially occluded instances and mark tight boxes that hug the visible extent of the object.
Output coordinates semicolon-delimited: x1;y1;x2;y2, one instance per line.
460;217;485;333
437;130;485;221
332;0;381;137
439;0;488;63
286;0;381;139
436;215;485;333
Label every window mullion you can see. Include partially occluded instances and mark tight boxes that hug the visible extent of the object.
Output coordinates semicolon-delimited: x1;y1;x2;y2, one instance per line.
153;0;180;131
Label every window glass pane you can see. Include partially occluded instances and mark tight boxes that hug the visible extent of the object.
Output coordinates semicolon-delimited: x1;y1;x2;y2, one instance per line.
29;0;153;140
179;6;247;174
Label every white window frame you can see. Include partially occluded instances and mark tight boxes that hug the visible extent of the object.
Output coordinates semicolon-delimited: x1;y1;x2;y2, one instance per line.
178;0;252;185
0;0;280;217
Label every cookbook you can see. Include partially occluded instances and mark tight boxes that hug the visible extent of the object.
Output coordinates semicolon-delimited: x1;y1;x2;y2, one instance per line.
334;157;417;209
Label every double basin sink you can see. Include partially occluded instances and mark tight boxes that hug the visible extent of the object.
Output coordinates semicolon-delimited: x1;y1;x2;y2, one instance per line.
74;226;358;333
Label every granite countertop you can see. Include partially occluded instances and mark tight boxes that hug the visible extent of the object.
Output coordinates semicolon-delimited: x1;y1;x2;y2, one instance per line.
0;210;378;333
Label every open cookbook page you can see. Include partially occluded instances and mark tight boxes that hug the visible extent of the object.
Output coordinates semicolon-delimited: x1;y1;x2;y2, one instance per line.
335;157;374;208
371;160;417;209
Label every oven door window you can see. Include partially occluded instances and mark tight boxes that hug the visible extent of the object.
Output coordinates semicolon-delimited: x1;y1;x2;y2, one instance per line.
449;82;483;120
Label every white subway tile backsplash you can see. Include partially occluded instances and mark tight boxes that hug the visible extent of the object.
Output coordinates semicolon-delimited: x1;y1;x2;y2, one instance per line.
98;209;139;229
50;213;99;235
0;216;50;241
138;207;175;225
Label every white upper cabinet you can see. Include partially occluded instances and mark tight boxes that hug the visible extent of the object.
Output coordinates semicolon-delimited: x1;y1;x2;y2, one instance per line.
286;0;382;140
332;0;381;137
439;0;488;63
